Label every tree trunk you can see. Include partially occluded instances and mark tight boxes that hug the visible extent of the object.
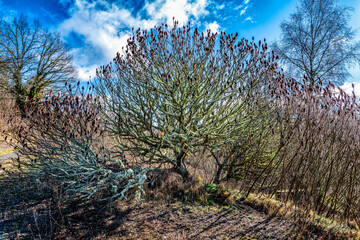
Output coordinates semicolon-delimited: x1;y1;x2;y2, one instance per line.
14;81;27;117
176;151;189;179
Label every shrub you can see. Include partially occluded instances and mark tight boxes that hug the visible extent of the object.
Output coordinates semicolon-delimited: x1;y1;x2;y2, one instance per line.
95;20;281;180
7;84;148;202
253;80;360;226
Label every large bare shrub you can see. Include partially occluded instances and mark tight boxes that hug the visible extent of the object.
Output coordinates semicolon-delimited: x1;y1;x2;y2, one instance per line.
6;84;147;202
95;20;280;179
249;79;360;226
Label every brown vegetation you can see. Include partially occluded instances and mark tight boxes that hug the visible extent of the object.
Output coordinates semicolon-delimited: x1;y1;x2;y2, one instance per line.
0;91;13;134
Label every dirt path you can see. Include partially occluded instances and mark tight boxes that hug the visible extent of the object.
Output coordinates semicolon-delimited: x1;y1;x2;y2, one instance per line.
0;198;296;240
0;144;17;162
107;201;295;239
0;143;18;239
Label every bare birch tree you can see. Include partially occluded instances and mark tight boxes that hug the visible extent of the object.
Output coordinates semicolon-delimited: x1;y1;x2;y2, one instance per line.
273;0;360;85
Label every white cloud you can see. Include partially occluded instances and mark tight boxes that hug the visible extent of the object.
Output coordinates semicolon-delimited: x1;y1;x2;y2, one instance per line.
58;0;150;80
205;21;220;33
234;5;243;10
240;5;248;15
58;0;210;81
340;82;360;96
144;0;208;26
244;16;254;23
77;64;99;81
217;4;225;10
235;0;251;16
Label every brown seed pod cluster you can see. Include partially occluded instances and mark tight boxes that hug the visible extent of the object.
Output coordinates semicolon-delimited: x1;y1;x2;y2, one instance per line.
5;83;147;202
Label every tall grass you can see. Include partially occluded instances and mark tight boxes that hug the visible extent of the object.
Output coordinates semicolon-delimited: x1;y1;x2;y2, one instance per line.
225;77;360;226
271;81;360;225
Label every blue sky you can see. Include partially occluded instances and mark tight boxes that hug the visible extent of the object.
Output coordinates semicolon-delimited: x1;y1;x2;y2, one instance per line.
1;0;360;92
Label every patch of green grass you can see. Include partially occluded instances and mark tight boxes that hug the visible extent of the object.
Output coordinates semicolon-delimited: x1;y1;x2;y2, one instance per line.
204;183;219;192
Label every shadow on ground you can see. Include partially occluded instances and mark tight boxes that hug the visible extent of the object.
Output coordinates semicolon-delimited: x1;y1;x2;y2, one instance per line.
1;173;295;240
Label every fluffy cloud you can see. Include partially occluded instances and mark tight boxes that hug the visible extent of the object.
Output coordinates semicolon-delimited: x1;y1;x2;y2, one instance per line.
77;64;99;81
205;21;220;33
144;0;208;26
58;0;210;81
59;0;151;59
341;82;360;96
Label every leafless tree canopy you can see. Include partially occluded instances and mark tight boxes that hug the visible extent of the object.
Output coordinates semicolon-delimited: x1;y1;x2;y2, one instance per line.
273;0;360;85
96;21;280;179
0;14;77;112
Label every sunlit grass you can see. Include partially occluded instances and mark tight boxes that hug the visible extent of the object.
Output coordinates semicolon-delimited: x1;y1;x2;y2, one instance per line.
0;147;15;157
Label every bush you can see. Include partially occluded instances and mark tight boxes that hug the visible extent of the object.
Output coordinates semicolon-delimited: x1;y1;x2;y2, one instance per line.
244;79;360;227
272;81;360;225
7;84;148;202
0;91;14;134
95;20;281;180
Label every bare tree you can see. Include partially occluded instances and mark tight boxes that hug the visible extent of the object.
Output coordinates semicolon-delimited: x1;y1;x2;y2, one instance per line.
96;21;280;179
273;0;360;85
0;14;77;113
6;84;148;202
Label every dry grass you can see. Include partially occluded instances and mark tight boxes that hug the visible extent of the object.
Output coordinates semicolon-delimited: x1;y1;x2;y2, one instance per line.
245;192;360;239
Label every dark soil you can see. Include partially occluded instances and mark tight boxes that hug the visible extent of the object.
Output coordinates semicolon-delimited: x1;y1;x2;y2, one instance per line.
0;183;295;240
